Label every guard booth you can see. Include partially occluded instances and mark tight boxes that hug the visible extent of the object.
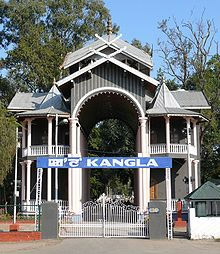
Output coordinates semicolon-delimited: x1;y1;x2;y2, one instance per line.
186;181;220;239
37;156;173;239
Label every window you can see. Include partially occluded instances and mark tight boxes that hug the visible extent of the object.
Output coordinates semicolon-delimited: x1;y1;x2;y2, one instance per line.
195;201;220;217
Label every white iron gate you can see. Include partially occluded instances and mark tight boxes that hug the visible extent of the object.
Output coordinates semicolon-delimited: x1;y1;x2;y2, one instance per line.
59;195;149;238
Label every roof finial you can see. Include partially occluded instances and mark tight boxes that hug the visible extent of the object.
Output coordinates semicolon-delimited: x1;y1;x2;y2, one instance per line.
53;77;56;85
107;16;113;35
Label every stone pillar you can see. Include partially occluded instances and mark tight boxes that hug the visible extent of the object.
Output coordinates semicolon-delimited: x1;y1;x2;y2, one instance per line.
193;160;199;189
139;117;150;211
27;119;32;156
186;118;192;193
20;162;26;202
165;116;170;153
47;117;53;201
26;160;32;205
21;121;26;157
68;118;82;213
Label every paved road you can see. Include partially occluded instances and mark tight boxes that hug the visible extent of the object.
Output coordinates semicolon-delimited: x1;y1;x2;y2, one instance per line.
0;238;220;254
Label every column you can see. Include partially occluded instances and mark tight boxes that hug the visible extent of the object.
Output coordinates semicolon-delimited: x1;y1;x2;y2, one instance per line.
27;119;32;156
68;118;82;213
20;162;26;202
47;117;53;201
186;118;192;193
26;160;32;205
165;116;170;153
193;160;199;189
165;167;172;211
139;117;150;211
192;120;197;153
22;121;26;157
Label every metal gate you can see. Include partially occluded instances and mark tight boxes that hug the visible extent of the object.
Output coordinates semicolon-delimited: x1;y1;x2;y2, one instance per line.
59;195;149;238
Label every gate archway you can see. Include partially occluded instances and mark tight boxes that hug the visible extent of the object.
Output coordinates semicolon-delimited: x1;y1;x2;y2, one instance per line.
68;87;149;214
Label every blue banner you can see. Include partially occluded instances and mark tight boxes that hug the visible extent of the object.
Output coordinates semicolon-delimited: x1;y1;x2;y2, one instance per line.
37;157;172;169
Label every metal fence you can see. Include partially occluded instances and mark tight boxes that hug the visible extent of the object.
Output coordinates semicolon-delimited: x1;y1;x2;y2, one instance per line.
59;195;149;238
0;204;41;232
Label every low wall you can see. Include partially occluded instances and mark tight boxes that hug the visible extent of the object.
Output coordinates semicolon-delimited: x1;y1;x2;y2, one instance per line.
0;232;41;242
188;208;220;239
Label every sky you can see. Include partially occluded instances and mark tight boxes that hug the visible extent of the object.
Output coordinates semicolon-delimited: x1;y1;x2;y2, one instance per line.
1;0;220;78
104;0;220;77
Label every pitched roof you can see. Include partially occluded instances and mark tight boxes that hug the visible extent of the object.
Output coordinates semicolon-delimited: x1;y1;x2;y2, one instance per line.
62;34;153;69
57;57;159;87
171;90;211;109
185;181;220;200
146;83;208;119
7;93;47;111
8;85;70;117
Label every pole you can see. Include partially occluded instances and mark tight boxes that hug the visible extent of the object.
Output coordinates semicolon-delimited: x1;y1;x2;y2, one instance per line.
55;114;58;202
13;127;18;224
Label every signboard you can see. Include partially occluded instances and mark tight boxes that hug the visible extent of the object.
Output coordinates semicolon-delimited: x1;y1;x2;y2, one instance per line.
37;157;172;169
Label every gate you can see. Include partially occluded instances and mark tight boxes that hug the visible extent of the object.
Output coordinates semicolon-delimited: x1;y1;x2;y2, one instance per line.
59;195;149;238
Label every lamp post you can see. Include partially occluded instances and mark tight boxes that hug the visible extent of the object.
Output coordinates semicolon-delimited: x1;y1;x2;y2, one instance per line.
55;114;68;203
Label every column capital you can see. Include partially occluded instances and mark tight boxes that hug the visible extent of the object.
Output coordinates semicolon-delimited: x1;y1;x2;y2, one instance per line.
47;116;54;121
25;118;34;123
193;159;199;164
69;117;79;123
24;160;33;166
138;117;148;123
19;161;25;166
164;115;170;120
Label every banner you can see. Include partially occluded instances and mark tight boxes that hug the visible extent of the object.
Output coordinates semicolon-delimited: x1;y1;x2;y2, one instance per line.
37;157;172;169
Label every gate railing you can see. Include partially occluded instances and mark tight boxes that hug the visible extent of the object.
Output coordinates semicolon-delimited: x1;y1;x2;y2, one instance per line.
59;194;149;238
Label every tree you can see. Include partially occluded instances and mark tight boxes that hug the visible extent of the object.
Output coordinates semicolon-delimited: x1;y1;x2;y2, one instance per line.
199;55;220;181
158;14;216;89
0;0;119;92
88;119;135;200
158;14;220;183
131;38;152;56
0;104;17;186
0;76;15;106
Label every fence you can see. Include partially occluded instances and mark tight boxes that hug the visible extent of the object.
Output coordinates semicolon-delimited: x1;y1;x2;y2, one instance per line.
0;204;41;232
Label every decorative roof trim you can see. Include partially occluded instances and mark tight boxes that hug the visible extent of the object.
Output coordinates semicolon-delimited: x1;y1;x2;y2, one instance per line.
57;58;107;87
57;57;159;87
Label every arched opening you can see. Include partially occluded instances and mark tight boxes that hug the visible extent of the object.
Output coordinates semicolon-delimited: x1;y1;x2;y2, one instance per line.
73;89;144;205
88;119;136;201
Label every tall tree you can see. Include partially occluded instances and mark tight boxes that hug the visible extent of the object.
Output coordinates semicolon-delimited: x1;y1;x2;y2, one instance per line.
199;55;220;181
158;14;216;89
0;104;17;186
158;14;220;182
0;0;119;92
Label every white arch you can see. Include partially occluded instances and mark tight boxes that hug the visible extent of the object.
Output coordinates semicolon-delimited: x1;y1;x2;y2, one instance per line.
72;87;145;118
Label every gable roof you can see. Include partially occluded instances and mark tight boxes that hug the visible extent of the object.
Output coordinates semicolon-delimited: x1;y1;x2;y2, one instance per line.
62;34;153;70
171;90;211;109
185;181;220;200
57;56;159;88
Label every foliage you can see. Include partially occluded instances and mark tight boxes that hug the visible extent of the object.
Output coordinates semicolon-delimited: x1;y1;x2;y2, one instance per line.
198;55;220;181
0;0;119;92
0;76;15;106
158;14;220;182
131;38;152;56
0;104;17;185
88;119;135;200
